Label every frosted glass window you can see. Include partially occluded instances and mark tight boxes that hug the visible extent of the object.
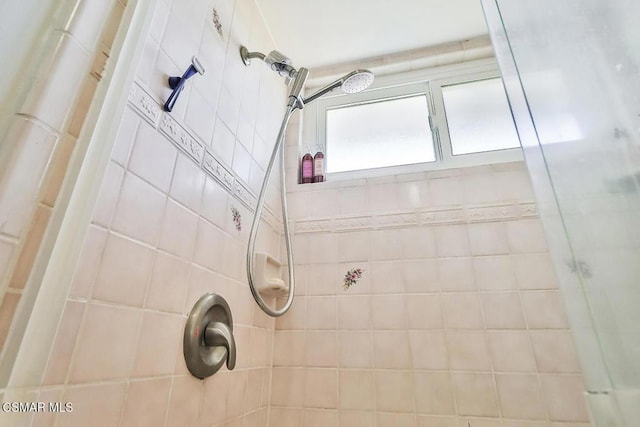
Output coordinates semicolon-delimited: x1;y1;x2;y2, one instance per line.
442;78;520;155
325;95;435;173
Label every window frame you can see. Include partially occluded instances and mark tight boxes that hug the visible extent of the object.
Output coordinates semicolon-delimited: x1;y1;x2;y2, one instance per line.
301;58;523;182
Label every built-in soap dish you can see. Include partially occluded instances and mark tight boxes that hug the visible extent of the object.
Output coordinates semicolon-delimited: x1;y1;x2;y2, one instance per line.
254;252;288;297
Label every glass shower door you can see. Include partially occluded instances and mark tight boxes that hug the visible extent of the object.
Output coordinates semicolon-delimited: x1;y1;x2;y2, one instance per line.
482;0;640;425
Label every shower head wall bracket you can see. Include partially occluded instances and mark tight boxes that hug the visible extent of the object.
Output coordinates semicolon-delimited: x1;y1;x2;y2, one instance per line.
240;46;297;82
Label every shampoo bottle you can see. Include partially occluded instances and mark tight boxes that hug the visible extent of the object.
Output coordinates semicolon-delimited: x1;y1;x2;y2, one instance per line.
301;152;313;184
313;151;324;183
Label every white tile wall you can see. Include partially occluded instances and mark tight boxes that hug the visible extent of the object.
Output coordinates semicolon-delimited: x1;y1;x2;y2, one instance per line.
274;115;591;426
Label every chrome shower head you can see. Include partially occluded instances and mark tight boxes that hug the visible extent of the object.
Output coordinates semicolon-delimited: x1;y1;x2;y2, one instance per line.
303;69;375;105
341;70;375;93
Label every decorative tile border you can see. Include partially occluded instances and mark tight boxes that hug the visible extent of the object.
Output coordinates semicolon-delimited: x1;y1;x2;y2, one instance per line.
294;202;539;234
203;151;234;192
128;82;161;126
127;81;282;234
159;113;204;163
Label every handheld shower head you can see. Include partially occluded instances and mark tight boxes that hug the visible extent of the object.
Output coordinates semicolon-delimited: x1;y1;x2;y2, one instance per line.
303;69;374;105
341;70;375;93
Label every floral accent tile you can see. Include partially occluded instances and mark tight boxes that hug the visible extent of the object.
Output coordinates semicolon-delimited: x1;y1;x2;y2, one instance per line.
231;207;241;231
343;267;364;291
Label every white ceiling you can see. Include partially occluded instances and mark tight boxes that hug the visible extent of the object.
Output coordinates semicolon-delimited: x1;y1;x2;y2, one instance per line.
254;0;489;69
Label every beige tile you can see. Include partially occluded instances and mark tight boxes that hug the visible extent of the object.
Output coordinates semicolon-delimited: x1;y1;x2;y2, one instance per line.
43;301;86;385
369;182;398;213
406;294;443;329
132;312;182;377
158;199;198;259
541;375;589;421
370;261;405;294
249;327;272;368
409;330;448;370
474;255;517;291
458;418;503;427
128;121;177;192
0;117;56;237
338;295;372;330
339;370;375;410
438;257;475;291
308;263;339;296
92;233;154;306
0;293;20;349
435;224;470;257
468;222;510;255
226;369;248;419
92;161;124;227
276;296;307;330
370;229;404;260
270;367;305;407
530;330;581;373
376;412;416;427
200;371;228;425
463;170;501;204
429;176;463;206
303;409;338;427
513;253;560;290
58;382;126;427
69;225;107;298
244;368;266;412
111;107;139;166
193;219;225;271
9;204;51;289
145;252;189;313
375;370;414;412
69;304;141;383
167;374;201;427
404;259;439;293
307;296;337;330
401;227;437;259
121;378;171;427
414;371;456;415
273;331;306;366
201;177;229;229
304;368;337;409
487;331;537;373
42;134;76;206
338;186;368;215
308;233;339;264
306;331;337;367
374;331;412;369
339;331;374;368
442;292;483;329
506;219;548;253
496;374;546;420
170;154;206;212
416;415;457;427
112;172;166;245
447;330;492;371
452;372;499;417
339;411;375;427
268;408;302;427
0;239;16;285
183;265;225;315
372;295;406;329
33;387;63;427
481;292;526;329
338;231;370;262
521;290;569;329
